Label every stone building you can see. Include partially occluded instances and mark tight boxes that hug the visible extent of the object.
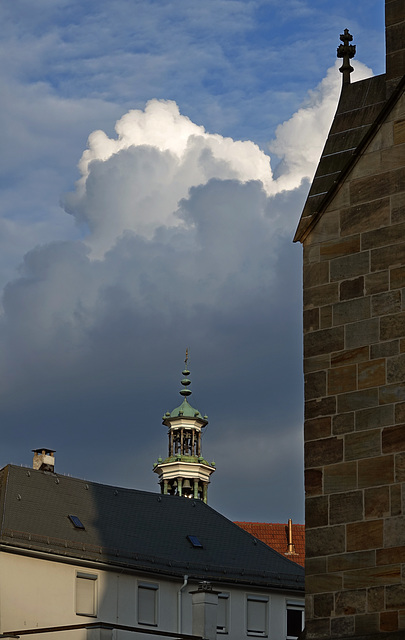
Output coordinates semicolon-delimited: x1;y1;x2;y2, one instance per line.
294;1;405;639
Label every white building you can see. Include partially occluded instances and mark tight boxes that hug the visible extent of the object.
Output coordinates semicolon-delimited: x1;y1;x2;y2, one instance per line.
0;453;304;640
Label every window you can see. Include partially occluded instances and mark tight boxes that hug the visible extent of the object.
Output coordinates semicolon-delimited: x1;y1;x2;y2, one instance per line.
138;582;158;626
217;593;229;634
246;595;269;636
187;535;203;548
76;572;97;616
69;515;85;529
286;602;304;639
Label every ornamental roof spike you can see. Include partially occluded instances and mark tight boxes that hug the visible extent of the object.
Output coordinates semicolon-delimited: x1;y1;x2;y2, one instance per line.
180;347;192;397
164;351;207;423
337;28;356;85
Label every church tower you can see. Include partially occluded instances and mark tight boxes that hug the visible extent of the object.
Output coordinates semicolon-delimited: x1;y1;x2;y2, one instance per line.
153;355;215;503
294;3;405;637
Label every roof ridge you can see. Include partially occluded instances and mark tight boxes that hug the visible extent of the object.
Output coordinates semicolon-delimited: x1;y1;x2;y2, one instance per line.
5;464;165;498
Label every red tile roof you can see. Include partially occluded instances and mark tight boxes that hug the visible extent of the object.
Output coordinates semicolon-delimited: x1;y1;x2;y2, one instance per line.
234;521;305;567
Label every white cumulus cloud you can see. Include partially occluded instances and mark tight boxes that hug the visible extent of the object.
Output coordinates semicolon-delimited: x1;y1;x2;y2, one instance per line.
63;61;373;258
270;60;373;190
63;99;277;255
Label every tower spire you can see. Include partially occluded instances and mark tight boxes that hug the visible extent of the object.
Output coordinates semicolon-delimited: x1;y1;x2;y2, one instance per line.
153;354;215;503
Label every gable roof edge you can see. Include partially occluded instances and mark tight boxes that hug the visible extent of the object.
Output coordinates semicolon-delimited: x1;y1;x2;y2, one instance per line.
293;73;405;244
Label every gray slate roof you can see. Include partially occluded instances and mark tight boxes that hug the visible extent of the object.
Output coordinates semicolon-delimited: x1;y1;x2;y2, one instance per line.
0;465;304;592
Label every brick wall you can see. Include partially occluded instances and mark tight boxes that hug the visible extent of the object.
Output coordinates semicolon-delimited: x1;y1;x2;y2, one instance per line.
302;91;405;639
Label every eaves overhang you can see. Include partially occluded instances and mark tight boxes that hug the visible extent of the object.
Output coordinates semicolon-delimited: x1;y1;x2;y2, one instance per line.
0;538;304;592
153;460;215;482
162;415;208;429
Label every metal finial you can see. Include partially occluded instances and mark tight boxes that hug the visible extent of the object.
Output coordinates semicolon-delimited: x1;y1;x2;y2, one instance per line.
180;350;192;397
337;28;356;85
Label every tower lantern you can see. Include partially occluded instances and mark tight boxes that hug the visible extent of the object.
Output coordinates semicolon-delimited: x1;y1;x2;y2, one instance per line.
153;354;215;503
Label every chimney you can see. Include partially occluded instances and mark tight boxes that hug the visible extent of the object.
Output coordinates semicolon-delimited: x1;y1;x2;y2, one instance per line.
286;518;296;556
190;582;219;640
32;448;55;472
385;0;405;94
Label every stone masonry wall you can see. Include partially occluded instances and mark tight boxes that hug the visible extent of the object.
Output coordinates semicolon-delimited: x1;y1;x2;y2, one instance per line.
303;90;405;639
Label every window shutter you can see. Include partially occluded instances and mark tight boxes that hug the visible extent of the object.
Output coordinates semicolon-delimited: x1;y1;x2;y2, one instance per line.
217;593;229;632
247;596;268;636
76;574;97;616
138;584;158;626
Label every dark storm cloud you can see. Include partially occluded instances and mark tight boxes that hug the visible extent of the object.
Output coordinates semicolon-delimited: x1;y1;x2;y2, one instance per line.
0;171;307;521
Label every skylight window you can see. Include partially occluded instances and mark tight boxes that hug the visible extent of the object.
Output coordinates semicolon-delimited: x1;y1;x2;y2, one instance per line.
69;514;85;529
187;535;203;548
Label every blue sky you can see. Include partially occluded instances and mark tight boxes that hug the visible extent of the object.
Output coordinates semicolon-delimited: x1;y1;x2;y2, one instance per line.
0;0;385;522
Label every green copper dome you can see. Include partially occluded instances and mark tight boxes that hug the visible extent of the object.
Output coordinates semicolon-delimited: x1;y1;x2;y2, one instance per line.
162;359;208;425
168;398;203;419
